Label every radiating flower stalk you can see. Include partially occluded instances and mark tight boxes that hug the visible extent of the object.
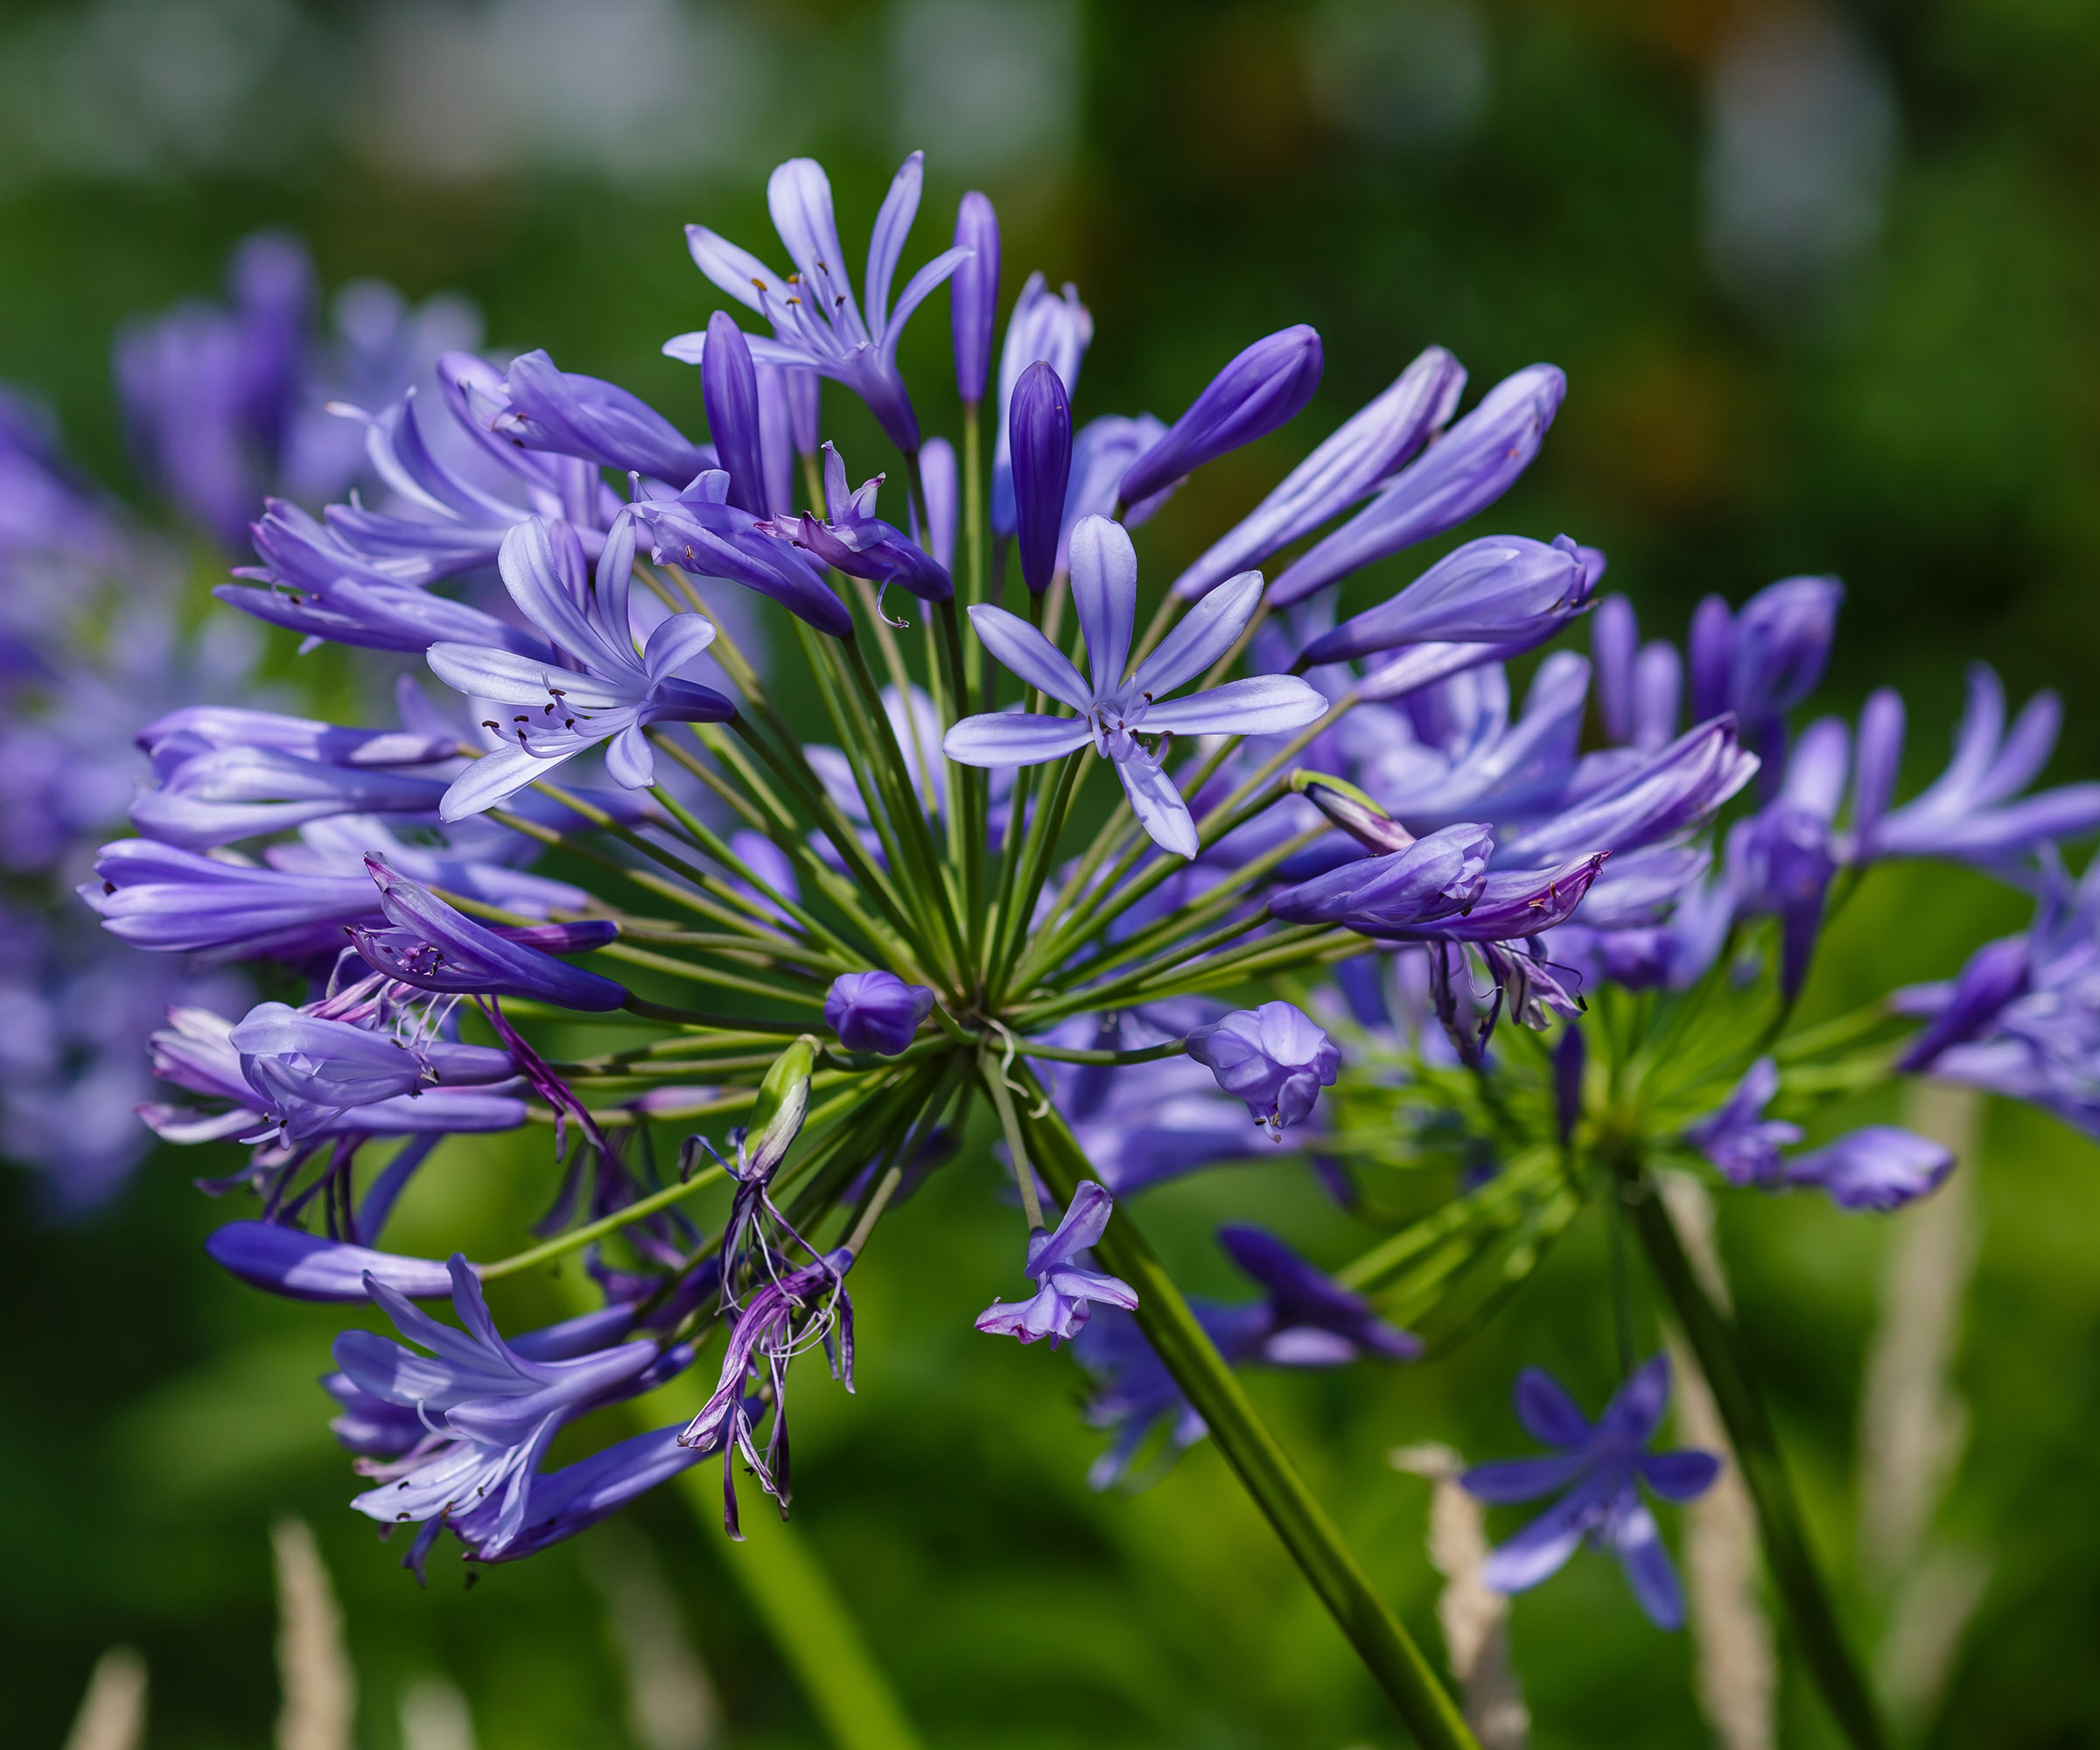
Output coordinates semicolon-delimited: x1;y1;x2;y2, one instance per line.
80;149;2100;1748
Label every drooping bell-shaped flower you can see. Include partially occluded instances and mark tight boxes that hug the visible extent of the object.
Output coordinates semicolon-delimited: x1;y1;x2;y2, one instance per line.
975;1181;1138;1348
1184;1001;1341;1138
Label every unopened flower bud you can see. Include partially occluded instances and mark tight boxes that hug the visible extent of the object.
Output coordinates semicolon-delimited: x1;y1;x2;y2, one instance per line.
823;971;935;1057
1290;770;1416;853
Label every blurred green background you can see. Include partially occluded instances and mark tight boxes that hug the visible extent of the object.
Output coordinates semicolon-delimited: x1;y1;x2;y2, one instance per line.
5;1;2100;1746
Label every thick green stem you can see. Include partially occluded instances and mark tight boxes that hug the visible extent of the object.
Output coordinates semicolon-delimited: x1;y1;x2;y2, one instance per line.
1614;1149;1889;1750
1020;1088;1479;1749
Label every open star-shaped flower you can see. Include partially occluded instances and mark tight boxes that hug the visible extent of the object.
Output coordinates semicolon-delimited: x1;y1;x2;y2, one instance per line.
943;515;1327;857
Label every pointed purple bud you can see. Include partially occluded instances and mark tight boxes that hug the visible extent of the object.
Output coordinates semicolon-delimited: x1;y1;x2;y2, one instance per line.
1118;325;1325;510
1592;595;1639;745
1633;640;1683;751
1270;363;1565;606
1011;360;1073;594
1270;822;1495;932
207;1221;458;1301
1732;577;1843;725
1688;595;1735;723
1783;1126;1954;1211
1851;686;1905;857
1301;533;1594;666
1186;1002;1340;1138
919;436;958;573
1290;770;1417;853
823;970;935;1055
702;312;766;514
951;191;1001;403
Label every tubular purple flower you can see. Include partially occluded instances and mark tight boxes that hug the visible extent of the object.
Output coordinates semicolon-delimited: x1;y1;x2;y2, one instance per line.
1782;1126;1954;1211
1355;636;1542;704
458;1422;718;1565
1737;716;1847;998
1491;717;1759;868
785;444;952;606
1632;641;1683;752
1116;325;1324;510
1011;360;1073;594
1858;664;2100;866
1592;596;1639;745
129;746;451;851
1461;1356;1718;1629
637;473;853;636
136;706;461;772
83;837;383;961
348;856;626;1011
483;349;711;486
700;312;766;514
824;970;935;1056
1217;1225;1421;1363
944;518;1327;857
206;1222;460;1301
1688;595;1733;723
1731;577;1842;730
1268;822;1494;931
670;152;972;452
1684;1058;1802;1186
1850;686;1904;854
1270;363;1566;607
427;514;736;816
991;273;1093;536
1172;345;1466;601
976;1181;1138;1347
1384;857;1606;944
918;436;957;573
951;191;1000;403
1185;1002;1340;1138
1300;534;1598;666
1896;934;2030;1072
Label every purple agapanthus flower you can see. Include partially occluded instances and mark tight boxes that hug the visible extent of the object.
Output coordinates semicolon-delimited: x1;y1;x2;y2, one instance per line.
1461;1356;1719;1629
776;444;952;609
84;837;385;962
340;1254;662;1578
1299;534;1600;668
348;857;626;1011
680;1246;856;1536
1172;345;1466;602
468;348;711;486
1216;1225;1420;1362
1590;594;1685;752
1688;576;1841;774
1117;326;1324;509
427;514;734;817
206;1221;458;1300
699;312;767;514
976;1180;1139;1347
1852;664;2100;869
823;970;935;1056
127;743;452;852
635;470;853;636
950;191;1001;404
1010;360;1073;595
1185;1001;1341;1138
670;152;972;453
1684;1057;1953;1209
1270;363;1567;607
1683;1057;1801;1186
453;1420;720;1567
1732;716;1848;999
991;272;1093;536
944;517;1327;857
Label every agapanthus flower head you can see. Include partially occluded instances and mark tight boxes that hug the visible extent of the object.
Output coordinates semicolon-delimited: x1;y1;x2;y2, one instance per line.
1270;363;1566;607
976;1181;1138;1348
670;151;972;452
1461;1356;1719;1629
823;970;935;1056
427;514;735;818
1185;1001;1340;1138
945;517;1327;857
